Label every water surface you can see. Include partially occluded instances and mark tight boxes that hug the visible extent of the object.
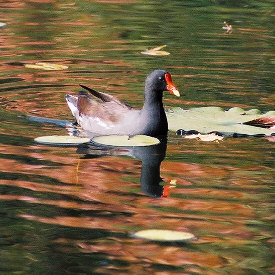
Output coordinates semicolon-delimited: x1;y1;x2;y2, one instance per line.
0;1;274;274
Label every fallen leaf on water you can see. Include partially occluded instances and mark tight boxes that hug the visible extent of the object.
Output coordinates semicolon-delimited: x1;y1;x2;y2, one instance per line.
34;135;90;146
222;21;233;34
184;133;224;142
169;179;177;185
243;116;275;128
133;229;196;242
25;62;68;70
266;136;275;142
141;45;170;56
0;22;7;29
92;135;160;147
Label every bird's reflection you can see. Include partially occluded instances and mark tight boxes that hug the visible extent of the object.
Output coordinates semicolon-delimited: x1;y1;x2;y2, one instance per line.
131;137;167;197
23;115;173;197
77;136;169;198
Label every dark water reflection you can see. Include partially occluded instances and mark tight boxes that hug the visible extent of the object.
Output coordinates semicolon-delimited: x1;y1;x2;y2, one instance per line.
0;1;274;274
78;136;168;198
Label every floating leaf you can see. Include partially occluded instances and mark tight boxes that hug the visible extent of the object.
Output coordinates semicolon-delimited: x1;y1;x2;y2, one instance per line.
266;136;275;142
167;107;275;136
133;229;196;242
0;22;7;29
183;132;224;142
92;135;160;147
34;135;90;146
141;45;170;56
25;62;68;70
243;116;275;128
222;21;233;33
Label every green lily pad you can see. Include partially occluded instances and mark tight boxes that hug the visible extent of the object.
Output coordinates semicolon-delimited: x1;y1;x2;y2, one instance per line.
133;229;196;242
166;107;275;136
92;135;160;147
34;135;90;146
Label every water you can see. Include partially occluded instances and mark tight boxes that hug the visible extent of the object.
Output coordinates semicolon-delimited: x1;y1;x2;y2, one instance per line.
0;1;274;274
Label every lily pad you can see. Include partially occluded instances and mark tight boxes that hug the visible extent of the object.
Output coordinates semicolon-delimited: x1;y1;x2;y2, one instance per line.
25;62;68;70
133;229;196;242
34;135;90;146
92;135;160;147
167;107;275;136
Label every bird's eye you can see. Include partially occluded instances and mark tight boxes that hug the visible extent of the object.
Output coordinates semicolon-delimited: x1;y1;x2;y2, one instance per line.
158;76;162;80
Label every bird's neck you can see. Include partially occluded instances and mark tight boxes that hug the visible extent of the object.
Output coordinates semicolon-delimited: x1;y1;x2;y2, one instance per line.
141;88;167;131
139;88;168;136
142;88;164;112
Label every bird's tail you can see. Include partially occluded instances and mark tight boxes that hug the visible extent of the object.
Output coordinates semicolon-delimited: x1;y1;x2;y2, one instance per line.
65;94;79;119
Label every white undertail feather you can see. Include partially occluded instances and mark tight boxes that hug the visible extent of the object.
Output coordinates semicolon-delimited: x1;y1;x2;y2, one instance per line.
66;95;79;118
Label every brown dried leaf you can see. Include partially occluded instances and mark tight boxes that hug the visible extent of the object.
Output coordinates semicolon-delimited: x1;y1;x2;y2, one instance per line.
222;21;233;33
184;133;224;142
25;62;68;70
243;116;275;128
141;45;170;56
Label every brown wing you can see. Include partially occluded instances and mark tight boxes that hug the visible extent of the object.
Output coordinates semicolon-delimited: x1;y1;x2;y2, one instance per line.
79;85;132;109
77;91;133;123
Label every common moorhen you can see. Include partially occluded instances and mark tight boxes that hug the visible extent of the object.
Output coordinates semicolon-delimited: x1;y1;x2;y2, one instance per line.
66;70;180;137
